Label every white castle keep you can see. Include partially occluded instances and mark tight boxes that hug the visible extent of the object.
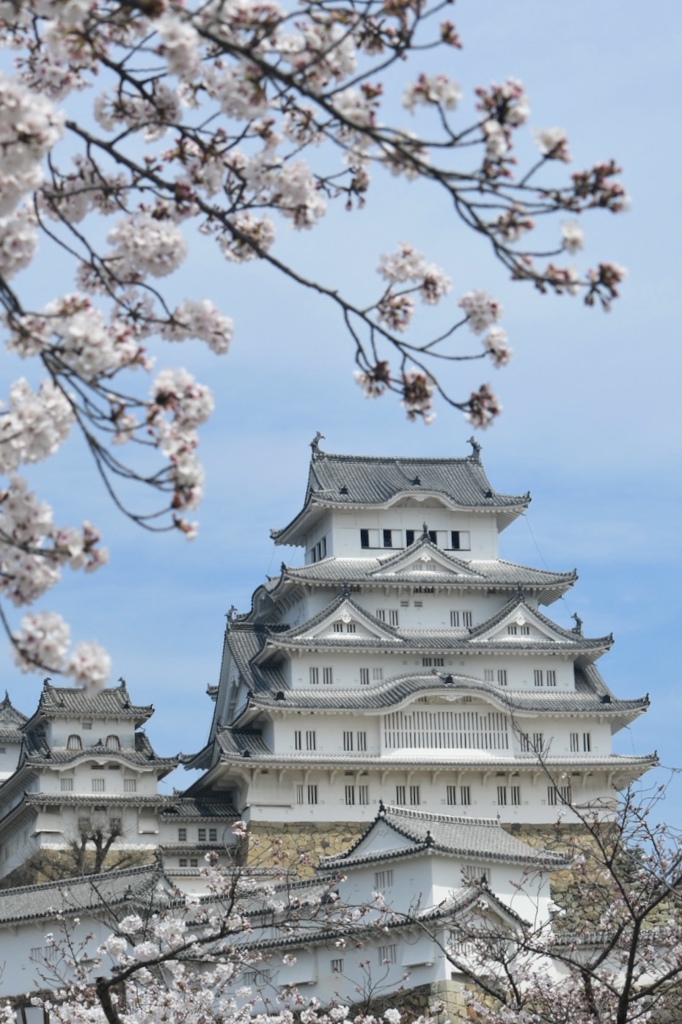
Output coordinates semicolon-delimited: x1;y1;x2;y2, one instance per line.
184;439;654;839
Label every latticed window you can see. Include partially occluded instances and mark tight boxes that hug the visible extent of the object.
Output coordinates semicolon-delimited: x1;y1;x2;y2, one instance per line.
60;777;74;791
105;734;121;749
375;869;394;889
395;785;406;806
307;784;318;805
534;670;544;687
511;785;521;805
124;778;137;792
296;785;304;805
383;709;509;751
357;731;367;752
497;785;507;806
497;669;508;686
331;959;344;974
583;732;592;752
547;669;557;686
462;865;490;883
446;784;457;805
462;611;473;627
460;785;471;805
358;785;369;805
409;785;420;806
322;667;333;685
198;828;206;841
570;732;579;752
92;778;105;792
67;735;82;750
309;667;319;685
378;944;397;965
306;730;316;751
484;669;494;681
343;731;353;751
548;784;571;806
209;828;217;841
345;785;355;805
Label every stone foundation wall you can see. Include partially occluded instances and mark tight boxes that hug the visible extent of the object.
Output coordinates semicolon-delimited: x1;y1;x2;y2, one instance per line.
246;820;366;874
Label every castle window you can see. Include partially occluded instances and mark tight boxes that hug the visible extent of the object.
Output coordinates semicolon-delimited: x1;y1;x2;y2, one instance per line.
422;657;444;667
511;785;521;806
67;735;82;751
358;785;369;805
346;623;356;633
547;669;557;687
449;531;471;551
376;609;399;626
409;785;420;806
446;785;457;805
343;731;353;752
497;785;507;806
533;732;544;752
583;732;592;752
497;669;508;686
484;669;494;682
375;869;394;889
92;778;105;792
372;667;383;681
306;730;316;751
357;731;367;752
345;785;355;805
296;785;304;805
359;668;370;685
82;721;92;730
395;785;406;806
360;529;379;549
548;785;571;806
333;623;343;633
462;865;490;883
520;625;530;635
178;828;187;841
534;670;544;687
179;858;188;867
295;730;302;750
331;958;344;974
309;667;319;685
209;828;217;841
450;611;460;627
190;858;198;867
378;944;397;965
462;611;473;627
322;667;333;685
460;786;471;805
507;625;517;636
198;828;206;841
105;735;121;750
307;784;318;805
570;732;579;752
124;778;137;792
60;777;74;792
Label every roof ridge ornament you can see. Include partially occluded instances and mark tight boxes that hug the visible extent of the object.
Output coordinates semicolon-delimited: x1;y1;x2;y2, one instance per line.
571;612;583;635
467;436;482;461
310;431;325;456
421;522;430;541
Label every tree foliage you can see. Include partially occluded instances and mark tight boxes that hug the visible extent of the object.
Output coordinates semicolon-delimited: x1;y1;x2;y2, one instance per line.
0;0;627;684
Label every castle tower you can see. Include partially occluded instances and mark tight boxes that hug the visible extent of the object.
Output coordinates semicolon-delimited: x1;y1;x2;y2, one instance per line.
185;442;654;856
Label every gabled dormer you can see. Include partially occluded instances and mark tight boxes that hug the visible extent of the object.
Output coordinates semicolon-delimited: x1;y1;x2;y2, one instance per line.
368;537;486;582
471;596;613;659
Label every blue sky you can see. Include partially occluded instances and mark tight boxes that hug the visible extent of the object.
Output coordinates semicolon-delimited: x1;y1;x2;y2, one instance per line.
3;3;681;816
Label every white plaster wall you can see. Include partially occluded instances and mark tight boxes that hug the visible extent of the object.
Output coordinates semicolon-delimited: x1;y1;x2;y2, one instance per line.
243;764;618;825
310;508;500;561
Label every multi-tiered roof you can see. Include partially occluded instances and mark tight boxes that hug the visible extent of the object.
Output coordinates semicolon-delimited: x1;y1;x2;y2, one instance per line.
187;442;654;821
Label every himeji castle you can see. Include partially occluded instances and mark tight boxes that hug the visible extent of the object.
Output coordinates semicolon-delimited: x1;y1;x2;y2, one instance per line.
185;439;655;854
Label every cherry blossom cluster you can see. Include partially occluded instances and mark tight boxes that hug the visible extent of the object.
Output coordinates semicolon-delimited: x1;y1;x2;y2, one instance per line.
0;0;628;684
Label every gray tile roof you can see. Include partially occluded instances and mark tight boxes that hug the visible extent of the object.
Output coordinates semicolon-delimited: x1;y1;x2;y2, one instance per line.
24;681;153;728
213;730;656;772
238;672;648;718
0;691;27;728
21;730;177;771
272;451;530;543
319;805;567;870
158;796;238;820
0;863;167;924
279;548;574;587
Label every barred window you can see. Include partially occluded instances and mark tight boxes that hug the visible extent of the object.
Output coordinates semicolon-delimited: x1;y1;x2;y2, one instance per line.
497;785;507;806
511;785;521;806
343;731;353;751
124;778;137;792
378;944;397;965
309;667;319;685
360;668;370;685
375;869;394;889
357;731;367;752
306;730;316;751
497;669;508;686
546;669;557;687
307;784;319;805
409;785;420;806
345;785;355;806
358;784;369;805
322;667;333;685
395;785;406;806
